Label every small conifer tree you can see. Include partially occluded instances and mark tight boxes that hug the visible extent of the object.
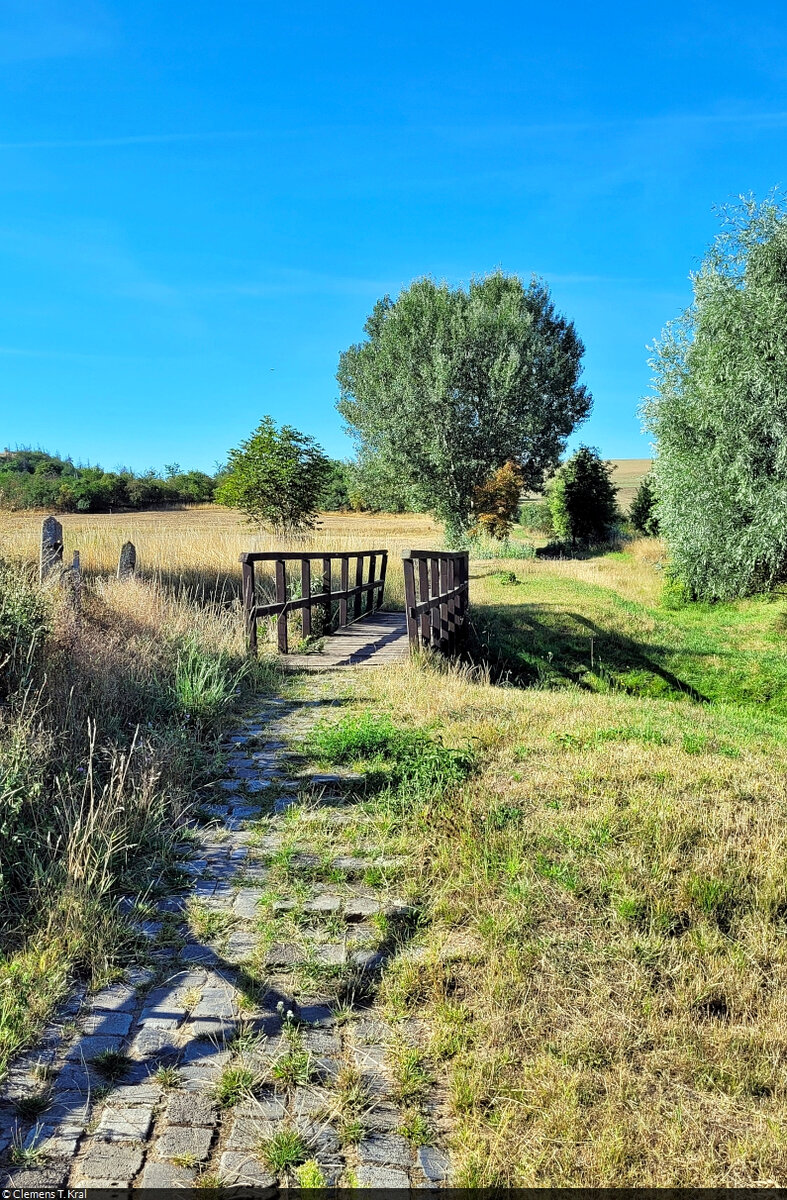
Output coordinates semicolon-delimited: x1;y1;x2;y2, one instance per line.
549;446;619;548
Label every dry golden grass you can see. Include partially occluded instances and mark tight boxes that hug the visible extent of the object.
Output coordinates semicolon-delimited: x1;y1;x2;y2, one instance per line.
0;506;442;611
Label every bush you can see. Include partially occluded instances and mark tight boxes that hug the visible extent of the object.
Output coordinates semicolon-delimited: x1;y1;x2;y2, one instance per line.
470;460;525;540
519;498;554;536
0;560;48;699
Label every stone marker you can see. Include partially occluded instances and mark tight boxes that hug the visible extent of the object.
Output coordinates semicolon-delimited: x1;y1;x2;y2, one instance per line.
40;515;63;583
60;549;82;611
117;541;136;580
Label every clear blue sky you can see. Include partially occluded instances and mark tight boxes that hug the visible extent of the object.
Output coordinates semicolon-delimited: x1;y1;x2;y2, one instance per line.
2;0;787;473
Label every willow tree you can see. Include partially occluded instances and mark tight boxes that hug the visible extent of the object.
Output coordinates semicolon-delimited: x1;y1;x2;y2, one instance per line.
642;194;787;600
337;272;591;542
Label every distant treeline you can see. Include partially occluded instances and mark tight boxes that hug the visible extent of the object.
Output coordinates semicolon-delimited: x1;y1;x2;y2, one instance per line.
0;449;417;514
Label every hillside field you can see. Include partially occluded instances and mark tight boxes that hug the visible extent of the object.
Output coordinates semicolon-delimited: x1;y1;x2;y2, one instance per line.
2;496;786;1186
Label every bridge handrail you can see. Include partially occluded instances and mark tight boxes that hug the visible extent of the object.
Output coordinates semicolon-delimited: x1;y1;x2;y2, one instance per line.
402;549;470;655
240;549;387;655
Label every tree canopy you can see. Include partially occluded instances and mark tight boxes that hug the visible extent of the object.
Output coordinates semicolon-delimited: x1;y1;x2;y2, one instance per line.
215;417;331;531
642;194;787;599
337;271;591;540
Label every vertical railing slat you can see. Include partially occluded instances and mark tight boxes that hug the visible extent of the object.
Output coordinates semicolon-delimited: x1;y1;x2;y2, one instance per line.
275;558;288;654
301;558;312;639
367;554;377;615
322;555;332;631
353;554;364;621
242;559;257;656
339;556;349;627
418;557;430;647
403;553;417;648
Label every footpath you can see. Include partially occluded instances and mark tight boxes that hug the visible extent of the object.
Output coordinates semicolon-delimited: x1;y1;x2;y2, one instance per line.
0;678;452;1189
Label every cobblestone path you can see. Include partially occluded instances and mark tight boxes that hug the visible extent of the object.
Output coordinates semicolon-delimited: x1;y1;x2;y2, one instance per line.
0;683;453;1189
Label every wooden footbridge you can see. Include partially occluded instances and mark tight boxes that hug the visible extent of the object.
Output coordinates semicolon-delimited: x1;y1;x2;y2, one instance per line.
240;549;469;669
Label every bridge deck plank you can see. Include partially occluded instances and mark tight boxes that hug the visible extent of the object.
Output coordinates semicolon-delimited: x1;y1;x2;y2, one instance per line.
280;612;409;671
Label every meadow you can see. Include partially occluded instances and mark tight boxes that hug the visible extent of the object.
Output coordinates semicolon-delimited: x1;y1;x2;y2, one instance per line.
1;498;787;1185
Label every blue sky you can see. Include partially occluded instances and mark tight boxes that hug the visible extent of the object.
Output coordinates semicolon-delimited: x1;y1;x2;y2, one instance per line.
2;0;787;473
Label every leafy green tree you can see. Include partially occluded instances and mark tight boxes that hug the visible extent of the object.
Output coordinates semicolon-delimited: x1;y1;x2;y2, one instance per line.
548;446;619;548
629;473;659;536
345;451;419;513
337;271;591;541
642;193;787;600
318;459;352;510
215;417;331;531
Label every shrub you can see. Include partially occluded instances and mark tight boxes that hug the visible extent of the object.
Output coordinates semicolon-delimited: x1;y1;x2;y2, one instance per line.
548;446;619;548
470;460;525;540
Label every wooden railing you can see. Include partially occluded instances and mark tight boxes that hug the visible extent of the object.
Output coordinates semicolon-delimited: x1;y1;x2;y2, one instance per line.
240;550;387;654
402;549;470;655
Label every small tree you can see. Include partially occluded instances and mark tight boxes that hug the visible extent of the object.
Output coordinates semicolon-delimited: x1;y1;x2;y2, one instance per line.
470;459;524;539
549;446;619;548
215;417;331;532
629;473;659;536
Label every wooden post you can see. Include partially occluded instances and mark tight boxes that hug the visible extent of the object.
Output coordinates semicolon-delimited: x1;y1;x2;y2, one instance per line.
429;557;440;649
339;556;349;627
241;558;257;655
117;541;136;580
275;558;288;654
322;556;332;632
402;553;417;648
367;554;377;615
460;552;470;644
439;558;450;650
301;558;312;639
378;551;388;611
61;550;82;612
418;556;430;647
353;554;364;622
446;556;456;649
40;516;63;584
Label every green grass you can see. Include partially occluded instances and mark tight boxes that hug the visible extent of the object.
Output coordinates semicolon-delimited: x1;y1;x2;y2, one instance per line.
471;546;787;725
259;1126;308;1171
305;710;474;813
213;1064;258;1107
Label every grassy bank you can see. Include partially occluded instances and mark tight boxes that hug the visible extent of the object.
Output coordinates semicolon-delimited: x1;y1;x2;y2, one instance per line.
303;539;787;1186
0;555;278;1072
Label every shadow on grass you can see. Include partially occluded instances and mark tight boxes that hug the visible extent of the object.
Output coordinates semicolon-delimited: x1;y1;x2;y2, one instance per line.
469;602;711;703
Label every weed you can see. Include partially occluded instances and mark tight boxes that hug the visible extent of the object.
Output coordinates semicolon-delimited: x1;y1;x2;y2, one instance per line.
154;1065;181;1089
259;1126;308;1171
399;1109;432;1145
91;1049;131;1082
13;1092;51;1120
271;1047;313;1087
186;900;232;940
338;1117;366;1146
390;1045;431;1104
295;1159;327;1187
213;1065;257;1107
172;1152;201;1168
